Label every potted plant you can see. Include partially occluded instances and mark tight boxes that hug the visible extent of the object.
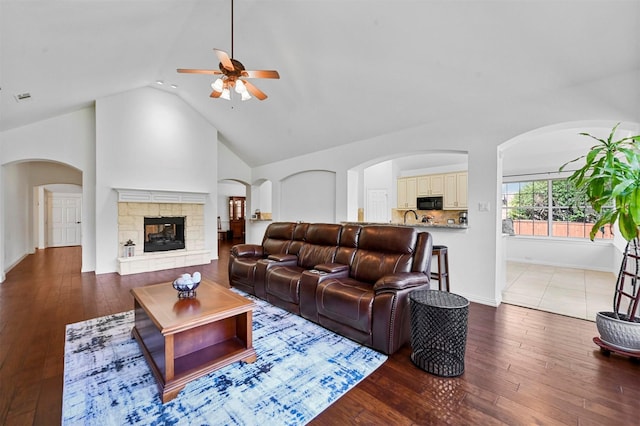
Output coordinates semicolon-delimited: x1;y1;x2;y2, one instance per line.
561;123;640;351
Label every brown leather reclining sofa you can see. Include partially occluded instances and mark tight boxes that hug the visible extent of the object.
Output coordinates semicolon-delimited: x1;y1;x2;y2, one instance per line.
228;222;433;354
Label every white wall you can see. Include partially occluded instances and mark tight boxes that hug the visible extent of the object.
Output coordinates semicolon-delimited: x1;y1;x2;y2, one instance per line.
217;141;251;183
505;236;615;273
2;163;30;271
0;107;96;277
257;181;272;214
94;87;218;273
280;170;336;223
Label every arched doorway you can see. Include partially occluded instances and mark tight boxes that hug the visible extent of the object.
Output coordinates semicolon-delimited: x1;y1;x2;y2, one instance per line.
498;120;639;320
2;160;83;278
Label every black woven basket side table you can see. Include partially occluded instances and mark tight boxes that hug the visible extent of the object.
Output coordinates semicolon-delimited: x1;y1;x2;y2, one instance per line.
409;289;469;377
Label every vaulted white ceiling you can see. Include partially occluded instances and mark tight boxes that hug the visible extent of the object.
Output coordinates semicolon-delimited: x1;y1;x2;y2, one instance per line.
2;0;639;167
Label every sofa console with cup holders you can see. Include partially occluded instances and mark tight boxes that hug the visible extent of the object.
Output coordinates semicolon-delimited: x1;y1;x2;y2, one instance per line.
228;222;433;354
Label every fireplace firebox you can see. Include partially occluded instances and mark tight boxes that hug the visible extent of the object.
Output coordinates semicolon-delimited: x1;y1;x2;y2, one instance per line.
144;216;186;252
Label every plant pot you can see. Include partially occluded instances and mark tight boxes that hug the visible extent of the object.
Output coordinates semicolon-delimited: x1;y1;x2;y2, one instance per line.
596;312;640;352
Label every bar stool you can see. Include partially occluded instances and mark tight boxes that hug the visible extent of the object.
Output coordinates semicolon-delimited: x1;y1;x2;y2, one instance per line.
431;245;450;291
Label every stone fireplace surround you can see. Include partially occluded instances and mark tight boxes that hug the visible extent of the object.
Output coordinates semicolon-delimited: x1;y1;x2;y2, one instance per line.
116;189;211;275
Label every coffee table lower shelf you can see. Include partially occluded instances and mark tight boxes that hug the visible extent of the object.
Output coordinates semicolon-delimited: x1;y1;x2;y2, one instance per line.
132;326;256;403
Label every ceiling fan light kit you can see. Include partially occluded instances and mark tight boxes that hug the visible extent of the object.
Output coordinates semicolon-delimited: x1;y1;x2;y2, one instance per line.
177;0;279;101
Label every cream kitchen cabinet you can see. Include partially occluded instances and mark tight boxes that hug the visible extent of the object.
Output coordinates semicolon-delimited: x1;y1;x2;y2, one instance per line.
417;174;444;196
397;177;417;209
443;172;468;209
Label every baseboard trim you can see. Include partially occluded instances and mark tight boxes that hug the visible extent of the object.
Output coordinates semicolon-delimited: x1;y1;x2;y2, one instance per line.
506;257;614;274
4;253;29;276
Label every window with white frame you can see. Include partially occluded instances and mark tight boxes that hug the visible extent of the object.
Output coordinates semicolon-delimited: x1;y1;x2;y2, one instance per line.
502;178;613;239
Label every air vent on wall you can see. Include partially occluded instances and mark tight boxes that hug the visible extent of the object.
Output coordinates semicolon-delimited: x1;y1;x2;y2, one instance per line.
14;92;32;102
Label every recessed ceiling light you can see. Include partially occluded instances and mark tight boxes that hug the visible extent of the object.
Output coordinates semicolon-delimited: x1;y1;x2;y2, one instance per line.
156;80;164;85
170;84;178;89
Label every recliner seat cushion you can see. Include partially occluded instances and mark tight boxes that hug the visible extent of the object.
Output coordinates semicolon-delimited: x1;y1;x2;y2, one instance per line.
265;265;307;304
317;278;374;333
229;258;257;287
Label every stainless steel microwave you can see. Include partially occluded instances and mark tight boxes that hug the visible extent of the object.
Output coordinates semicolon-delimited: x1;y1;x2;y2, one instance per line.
417;196;443;210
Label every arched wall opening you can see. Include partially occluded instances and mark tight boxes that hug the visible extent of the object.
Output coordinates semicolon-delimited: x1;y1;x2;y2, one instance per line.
497;120;640;316
2;160;83;278
217;178;248;244
280;170;336;223
498;120;640;273
348;150;469;224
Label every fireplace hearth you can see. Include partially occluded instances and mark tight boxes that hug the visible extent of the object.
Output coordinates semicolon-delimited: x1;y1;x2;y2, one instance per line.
116;193;210;275
144;216;185;253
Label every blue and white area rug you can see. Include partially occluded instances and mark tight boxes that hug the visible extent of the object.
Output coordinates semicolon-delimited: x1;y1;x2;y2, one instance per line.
62;291;387;425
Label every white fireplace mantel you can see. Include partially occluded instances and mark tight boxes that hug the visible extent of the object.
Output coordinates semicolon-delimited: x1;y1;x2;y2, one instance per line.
115;188;208;204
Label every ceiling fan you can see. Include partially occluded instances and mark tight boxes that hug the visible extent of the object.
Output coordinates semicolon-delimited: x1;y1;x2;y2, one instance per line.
177;0;280;101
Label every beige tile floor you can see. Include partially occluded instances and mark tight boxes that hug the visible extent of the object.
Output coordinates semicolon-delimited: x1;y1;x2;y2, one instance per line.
502;261;619;321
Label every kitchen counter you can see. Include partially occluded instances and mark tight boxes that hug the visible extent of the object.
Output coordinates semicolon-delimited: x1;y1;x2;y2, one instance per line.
342;221;468;230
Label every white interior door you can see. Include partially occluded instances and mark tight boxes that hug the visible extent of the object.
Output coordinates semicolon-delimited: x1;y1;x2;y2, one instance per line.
48;193;82;247
366;189;389;223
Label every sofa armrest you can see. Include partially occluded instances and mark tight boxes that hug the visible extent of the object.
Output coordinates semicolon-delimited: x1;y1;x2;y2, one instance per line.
231;244;264;258
315;263;349;274
267;253;298;262
373;272;430;292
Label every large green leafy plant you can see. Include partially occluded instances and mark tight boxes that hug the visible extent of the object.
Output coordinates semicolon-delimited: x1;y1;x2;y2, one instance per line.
560;123;640;242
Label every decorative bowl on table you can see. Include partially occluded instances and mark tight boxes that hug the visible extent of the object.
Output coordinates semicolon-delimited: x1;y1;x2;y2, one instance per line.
172;272;202;299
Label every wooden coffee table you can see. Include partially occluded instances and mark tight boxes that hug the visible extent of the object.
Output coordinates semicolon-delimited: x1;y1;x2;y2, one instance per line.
130;279;257;403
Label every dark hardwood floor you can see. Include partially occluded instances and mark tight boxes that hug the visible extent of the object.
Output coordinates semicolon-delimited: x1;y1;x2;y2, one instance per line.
1;243;638;425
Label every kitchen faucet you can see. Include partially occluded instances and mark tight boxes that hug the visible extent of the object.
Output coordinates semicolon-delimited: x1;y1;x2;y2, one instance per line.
403;210;418;224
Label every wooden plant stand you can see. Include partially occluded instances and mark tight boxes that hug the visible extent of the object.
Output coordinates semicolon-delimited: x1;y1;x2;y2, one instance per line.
594;337;640;362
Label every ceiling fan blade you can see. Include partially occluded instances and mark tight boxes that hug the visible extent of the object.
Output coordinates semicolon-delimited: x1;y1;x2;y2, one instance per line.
177;68;222;75
210;90;222;98
214;48;234;71
242;80;268;100
242;70;280;79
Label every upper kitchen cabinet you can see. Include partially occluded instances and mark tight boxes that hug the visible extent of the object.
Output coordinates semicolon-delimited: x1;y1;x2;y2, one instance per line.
417;174;444;196
443;172;468;209
397;177;417;209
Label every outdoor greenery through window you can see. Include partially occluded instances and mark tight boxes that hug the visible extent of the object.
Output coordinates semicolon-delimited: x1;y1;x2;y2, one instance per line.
502;178;613;239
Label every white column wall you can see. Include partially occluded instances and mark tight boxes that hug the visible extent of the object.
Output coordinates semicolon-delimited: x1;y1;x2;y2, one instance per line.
0;107;96;277
2;163;30;271
95;87;218;273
